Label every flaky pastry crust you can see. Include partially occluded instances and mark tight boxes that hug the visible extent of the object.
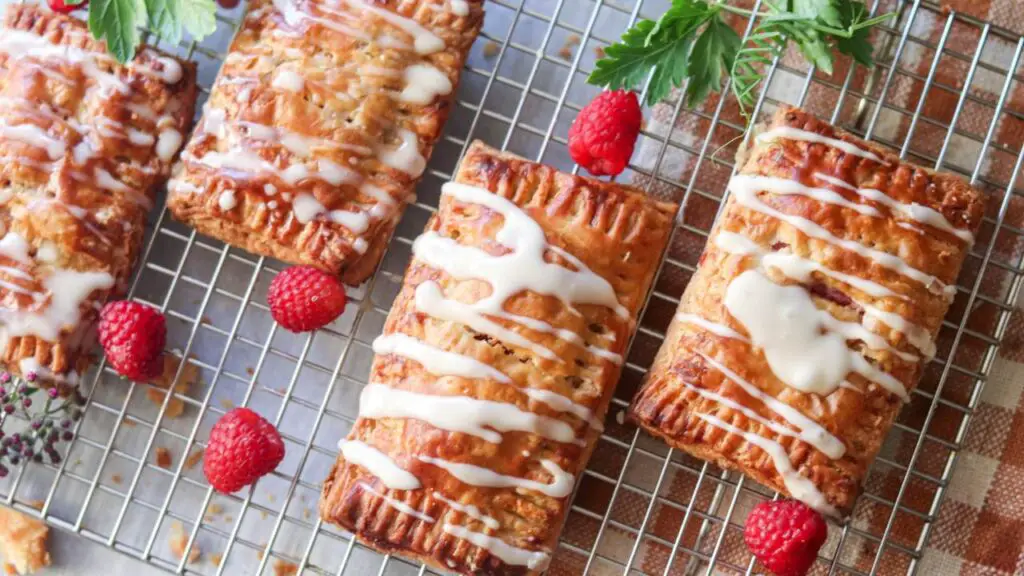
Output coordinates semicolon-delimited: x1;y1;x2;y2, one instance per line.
0;507;50;574
630;107;985;514
167;0;482;285
320;141;676;575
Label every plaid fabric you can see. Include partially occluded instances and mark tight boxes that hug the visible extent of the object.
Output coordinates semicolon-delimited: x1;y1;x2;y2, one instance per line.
548;1;1024;574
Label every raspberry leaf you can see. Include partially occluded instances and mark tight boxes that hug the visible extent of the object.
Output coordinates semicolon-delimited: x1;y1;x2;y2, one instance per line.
588;0;893;119
88;0;217;63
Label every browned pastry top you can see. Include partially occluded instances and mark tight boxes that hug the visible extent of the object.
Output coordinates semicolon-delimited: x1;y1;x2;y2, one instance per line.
168;0;482;284
631;106;984;515
0;6;196;383
320;141;676;575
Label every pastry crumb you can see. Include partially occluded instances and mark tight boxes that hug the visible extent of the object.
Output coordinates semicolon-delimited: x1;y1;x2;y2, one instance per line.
483;40;499;58
260;510;268;520
111;474;123;485
168;522;200;565
155;447;173;469
210;552;223;567
148;355;199;419
219;398;235;411
302;508;311;520
121;417;136;427
245;367;255;376
0;508;51;574
559;33;581;59
25;500;43;511
208;503;223;516
594;45;605;59
273;559;298;576
224;515;233;523
184;448;204;470
256;549;265;561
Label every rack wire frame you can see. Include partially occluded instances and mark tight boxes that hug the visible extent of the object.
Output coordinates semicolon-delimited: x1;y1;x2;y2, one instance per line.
1;0;1022;574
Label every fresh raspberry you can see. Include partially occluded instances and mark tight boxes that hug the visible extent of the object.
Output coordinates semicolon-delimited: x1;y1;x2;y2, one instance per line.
48;0;87;13
568;89;642;176
203;408;285;493
98;301;166;381
744;500;828;576
267;266;347;332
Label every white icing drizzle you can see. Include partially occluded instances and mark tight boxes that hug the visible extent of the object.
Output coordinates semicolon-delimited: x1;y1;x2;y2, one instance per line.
373;332;510;383
272;0;374;40
272;68;305;92
715;230;935;358
218;190;238;211
432;492;499;529
156;129;184;162
676;377;838;458
675;313;750;342
442;524;550;570
813;172;974;244
378;128;426;177
2;269;114;342
372;332;603;430
416;182;628;315
418;456;575;498
339;440;421;490
725;269;909;399
414;281;560;361
729;174;955;298
359;383;578;444
0;121;66;160
0;31;131;95
760;249;906;300
697;412;839;517
449;0;470;15
400;63;453;105
341;0;445;54
358;482;435;523
757;126;883;163
0;233;32;264
740;174;881;217
206;106;373;157
862;305;936;360
694;350;845;459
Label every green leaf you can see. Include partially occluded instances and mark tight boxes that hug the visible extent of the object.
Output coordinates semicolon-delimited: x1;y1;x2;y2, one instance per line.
647;33;695;106
588;0;717;104
793;0;843;28
179;0;218;40
89;0;141;63
686;17;740;107
834;0;878;66
145;0;181;44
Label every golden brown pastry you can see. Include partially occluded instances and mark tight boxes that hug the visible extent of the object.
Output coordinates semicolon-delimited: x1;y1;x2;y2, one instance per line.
167;0;482;285
320;141;676;575
0;6;197;384
0;507;51;574
630;107;985;516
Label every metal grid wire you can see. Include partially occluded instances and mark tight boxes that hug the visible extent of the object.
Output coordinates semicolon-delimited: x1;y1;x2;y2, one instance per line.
2;0;1023;574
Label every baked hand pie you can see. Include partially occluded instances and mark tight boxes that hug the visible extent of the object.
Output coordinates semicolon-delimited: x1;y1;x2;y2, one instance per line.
630;107;985;515
319;141;676;574
167;0;482;285
0;6;197;385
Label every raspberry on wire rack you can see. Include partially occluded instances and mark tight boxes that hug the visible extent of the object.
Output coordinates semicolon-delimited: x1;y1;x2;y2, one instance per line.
745;500;829;576
267;266;349;333
204;407;286;494
568;89;642;176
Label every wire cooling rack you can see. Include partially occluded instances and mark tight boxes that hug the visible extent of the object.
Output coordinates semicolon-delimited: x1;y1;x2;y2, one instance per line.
1;0;1023;574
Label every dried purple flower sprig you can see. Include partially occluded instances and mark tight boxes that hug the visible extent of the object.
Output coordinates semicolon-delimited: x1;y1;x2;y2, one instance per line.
0;370;86;478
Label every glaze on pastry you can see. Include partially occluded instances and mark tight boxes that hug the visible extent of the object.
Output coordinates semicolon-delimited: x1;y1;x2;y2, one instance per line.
0;6;197;384
319;141;676;574
167;0;482;285
630;107;985;515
